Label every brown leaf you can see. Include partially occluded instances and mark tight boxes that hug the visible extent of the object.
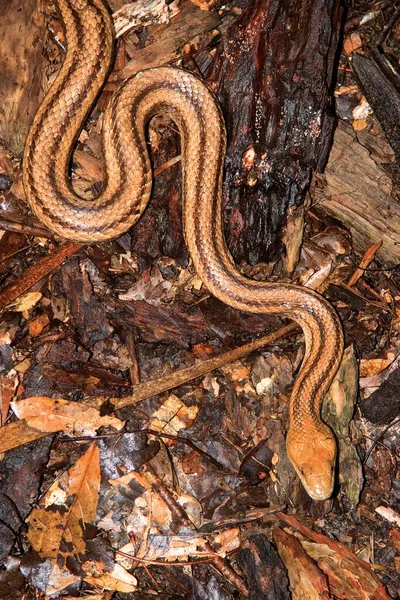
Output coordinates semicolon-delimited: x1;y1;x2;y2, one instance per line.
359;355;395;378
82;561;137;593
149;394;199;439
343;33;362;55
24;444;102;594
12;396;124;436
27;443;100;559
27;313;50;337
0;372;17;426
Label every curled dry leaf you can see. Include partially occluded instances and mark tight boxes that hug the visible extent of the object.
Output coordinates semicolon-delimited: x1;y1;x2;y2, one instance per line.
117;526;240;565
359;353;396;378
12;396;124;436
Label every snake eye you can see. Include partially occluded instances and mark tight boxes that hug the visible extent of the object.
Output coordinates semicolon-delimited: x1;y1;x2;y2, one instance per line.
300;468;305;476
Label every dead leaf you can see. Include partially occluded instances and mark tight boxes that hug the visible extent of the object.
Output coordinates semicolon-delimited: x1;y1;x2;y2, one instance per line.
359;354;395;378
117;523;240;564
150;394;198;439
27;313;50;337
343;33;362;55
352;97;372;129
8;292;42;313
274;527;331;599
27;443;101;594
0;372;17;426
119;266;172;305
83;561;137;593
44;561;79;596
28;443;100;556
13;358;31;373
12;396;124;436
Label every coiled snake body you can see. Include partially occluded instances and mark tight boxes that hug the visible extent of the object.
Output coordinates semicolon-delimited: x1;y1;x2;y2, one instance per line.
23;0;344;500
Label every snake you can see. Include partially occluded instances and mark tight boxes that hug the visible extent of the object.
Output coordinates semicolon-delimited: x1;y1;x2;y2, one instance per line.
22;0;344;500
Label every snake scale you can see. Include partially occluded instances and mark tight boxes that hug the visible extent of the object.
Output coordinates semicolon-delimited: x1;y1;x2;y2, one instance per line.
23;0;344;500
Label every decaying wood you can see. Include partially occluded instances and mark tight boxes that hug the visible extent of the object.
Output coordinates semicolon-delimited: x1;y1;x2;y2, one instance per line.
235;535;291;599
112;1;222;80
0;0;45;156
206;0;343;265
312;121;400;266
352;49;400;165
112;0;177;38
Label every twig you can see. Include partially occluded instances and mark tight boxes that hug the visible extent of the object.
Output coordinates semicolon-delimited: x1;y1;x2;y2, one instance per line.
0;324;297;453
153;155;181;177
363;416;400;465
110;323;298;410
117;326;141;385
0;218;54;239
347;240;383;287
141;428;227;471
377;4;400;45
141;464;249;596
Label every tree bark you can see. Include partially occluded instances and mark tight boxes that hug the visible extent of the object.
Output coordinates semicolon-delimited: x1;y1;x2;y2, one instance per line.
204;0;343;265
0;0;45;156
312;121;400;267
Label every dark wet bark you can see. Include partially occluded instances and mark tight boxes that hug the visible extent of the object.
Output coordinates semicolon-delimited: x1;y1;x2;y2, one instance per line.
204;0;343;265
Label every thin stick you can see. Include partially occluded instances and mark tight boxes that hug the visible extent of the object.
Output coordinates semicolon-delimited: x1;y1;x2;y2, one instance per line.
0;324;298;453
141;464;249;596
110;323;298;410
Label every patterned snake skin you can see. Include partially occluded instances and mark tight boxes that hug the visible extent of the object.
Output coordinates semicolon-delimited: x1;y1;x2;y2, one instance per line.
23;0;344;499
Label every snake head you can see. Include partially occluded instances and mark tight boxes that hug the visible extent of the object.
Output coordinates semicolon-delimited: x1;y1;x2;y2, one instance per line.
286;425;336;501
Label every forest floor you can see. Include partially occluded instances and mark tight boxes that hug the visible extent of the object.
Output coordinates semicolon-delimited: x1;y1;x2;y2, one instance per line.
0;0;399;598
